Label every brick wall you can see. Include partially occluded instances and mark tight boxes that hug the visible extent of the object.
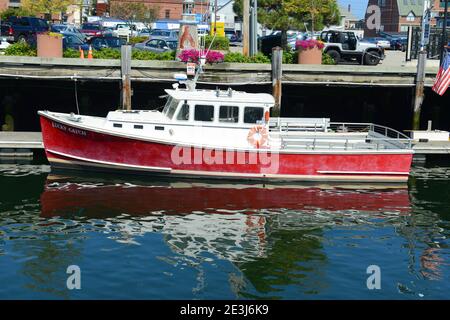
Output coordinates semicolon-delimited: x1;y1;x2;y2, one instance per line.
109;0;208;20
364;0;400;37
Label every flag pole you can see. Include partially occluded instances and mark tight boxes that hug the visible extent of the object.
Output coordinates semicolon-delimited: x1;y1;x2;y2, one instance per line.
439;0;449;64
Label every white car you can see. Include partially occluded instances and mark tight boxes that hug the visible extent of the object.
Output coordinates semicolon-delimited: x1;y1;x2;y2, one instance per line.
0;37;10;50
113;24;137;38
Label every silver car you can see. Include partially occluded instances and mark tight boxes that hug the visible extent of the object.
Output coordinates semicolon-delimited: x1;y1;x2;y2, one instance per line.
134;37;178;53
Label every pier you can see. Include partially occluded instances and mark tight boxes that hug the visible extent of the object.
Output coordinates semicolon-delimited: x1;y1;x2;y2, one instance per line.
0;132;43;158
1;131;448;159
0;56;441;87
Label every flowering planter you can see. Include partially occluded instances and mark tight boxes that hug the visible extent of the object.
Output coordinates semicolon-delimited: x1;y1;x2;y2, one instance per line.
298;47;322;65
37;34;63;58
296;39;324;65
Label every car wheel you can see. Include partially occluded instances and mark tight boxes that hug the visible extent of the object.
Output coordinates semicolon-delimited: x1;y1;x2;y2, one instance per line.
326;49;340;63
364;51;381;66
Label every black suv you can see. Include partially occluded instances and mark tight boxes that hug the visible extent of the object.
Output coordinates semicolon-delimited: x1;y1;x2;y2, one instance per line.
6;16;49;44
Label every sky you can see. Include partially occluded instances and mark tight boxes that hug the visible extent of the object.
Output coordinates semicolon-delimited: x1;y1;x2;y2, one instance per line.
337;0;369;19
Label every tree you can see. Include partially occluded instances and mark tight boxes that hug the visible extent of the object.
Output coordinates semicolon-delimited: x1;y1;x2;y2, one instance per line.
21;0;76;17
0;7;34;20
109;0;158;27
233;0;340;49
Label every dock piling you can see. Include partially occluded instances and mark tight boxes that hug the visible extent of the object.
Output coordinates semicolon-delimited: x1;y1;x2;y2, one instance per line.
121;45;132;111
271;47;283;116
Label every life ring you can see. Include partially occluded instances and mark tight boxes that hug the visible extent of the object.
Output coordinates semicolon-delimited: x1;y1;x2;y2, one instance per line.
247;125;269;148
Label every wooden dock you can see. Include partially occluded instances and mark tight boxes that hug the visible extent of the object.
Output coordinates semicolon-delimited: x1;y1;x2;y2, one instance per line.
0;132;43;158
413;141;450;154
0;131;449;158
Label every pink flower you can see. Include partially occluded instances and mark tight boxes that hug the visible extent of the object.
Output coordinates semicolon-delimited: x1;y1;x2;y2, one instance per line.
295;39;324;51
179;49;224;64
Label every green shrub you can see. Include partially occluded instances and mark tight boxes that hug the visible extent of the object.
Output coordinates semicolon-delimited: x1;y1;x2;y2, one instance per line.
249;52;270;63
4;42;36;56
224;52;270;64
283;50;296;64
128;36;148;45
92;48;122;59
204;35;229;50
63;48;81;58
132;49;176;61
224;52;250;63
322;52;336;65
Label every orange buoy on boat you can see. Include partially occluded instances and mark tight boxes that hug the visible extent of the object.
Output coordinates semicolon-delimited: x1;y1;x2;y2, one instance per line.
247;125;269;149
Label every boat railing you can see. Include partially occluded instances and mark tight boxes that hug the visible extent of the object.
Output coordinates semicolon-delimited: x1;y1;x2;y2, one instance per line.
269;119;412;150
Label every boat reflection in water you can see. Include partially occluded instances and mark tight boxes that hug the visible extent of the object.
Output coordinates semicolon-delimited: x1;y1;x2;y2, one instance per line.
40;174;411;261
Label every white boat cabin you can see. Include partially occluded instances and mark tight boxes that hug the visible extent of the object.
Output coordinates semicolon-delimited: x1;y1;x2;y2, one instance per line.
104;88;275;149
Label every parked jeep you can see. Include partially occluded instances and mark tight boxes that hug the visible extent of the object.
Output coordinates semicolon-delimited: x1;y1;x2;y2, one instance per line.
320;30;385;66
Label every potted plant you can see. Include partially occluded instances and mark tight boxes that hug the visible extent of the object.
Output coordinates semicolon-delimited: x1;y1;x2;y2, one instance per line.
296;39;324;65
37;32;63;58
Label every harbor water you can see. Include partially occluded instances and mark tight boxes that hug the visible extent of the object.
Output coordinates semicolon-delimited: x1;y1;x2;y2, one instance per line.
0;158;449;299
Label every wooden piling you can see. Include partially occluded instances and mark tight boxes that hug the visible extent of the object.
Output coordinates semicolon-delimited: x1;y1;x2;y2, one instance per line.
271;47;283;116
412;50;427;130
243;0;250;57
121;45;132;111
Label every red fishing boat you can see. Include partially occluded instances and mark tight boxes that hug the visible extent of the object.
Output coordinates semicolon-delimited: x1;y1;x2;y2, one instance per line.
38;75;413;182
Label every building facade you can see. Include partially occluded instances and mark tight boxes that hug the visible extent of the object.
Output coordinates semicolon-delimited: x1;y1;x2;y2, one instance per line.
364;0;447;37
0;0;20;11
108;0;209;20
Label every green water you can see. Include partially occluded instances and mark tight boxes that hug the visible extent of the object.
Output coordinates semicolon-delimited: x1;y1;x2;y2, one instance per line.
0;160;449;299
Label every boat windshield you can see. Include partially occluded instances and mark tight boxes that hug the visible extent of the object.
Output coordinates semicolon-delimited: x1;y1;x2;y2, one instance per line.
162;97;179;119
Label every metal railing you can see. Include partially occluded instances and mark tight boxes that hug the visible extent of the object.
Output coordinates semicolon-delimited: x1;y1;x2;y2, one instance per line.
269;119;413;150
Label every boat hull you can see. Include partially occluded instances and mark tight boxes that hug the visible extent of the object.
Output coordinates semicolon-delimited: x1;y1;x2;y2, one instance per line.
39;113;413;183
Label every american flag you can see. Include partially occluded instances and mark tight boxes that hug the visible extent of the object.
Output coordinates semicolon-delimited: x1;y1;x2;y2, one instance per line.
432;48;450;96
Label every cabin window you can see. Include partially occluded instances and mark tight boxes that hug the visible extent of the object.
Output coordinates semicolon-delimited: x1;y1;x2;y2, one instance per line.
194;105;214;122
176;102;190;121
162;97;179;119
134;124;143;129
113;123;122;128
219;106;239;123
244;107;264;124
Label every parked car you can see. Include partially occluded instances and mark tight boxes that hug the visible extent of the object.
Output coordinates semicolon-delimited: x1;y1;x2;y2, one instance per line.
134;37;177;53
149;29;179;39
6;16;49;43
137;28;152;37
112;24;138;38
62;32;89;51
0;23;14;43
89;36;126;50
362;37;391;49
389;37;407;51
258;33;282;56
51;24;87;41
80;23;109;39
224;29;236;41
0;37;11;50
321;30;385;65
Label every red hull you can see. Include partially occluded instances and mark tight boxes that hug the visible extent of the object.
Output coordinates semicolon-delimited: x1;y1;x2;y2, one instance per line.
40;179;411;218
39;114;413;182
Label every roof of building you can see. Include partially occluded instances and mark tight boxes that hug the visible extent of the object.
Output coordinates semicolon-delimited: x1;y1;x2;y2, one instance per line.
339;6;358;21
397;0;425;17
166;89;275;105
